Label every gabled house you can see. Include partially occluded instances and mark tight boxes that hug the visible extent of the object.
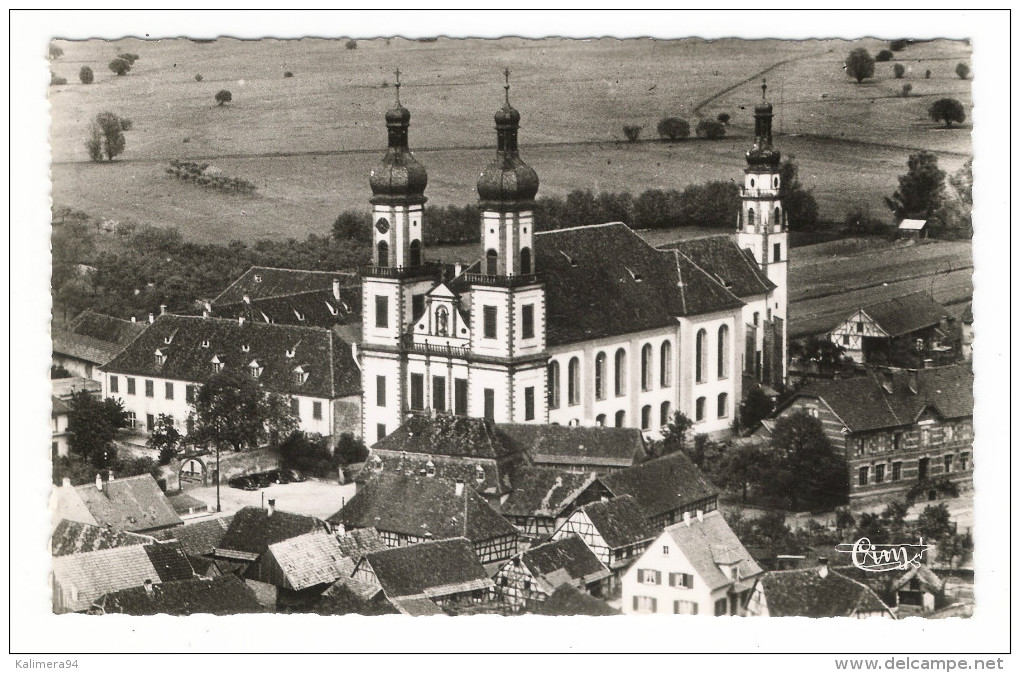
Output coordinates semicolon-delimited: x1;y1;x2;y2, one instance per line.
552;495;657;581
498;423;647;473
152;515;234;576
494;534;612;612
213;503;328;567
90;574;264;615
834;564;946;615
248;531;355;604
745;562;895;619
499;467;598;540
329;472;518;566
50;519;155;557
622;509;761;616
52;474;182;534
53;311;147;381
352;537;495;615
775;365;973;502
582;450;720;530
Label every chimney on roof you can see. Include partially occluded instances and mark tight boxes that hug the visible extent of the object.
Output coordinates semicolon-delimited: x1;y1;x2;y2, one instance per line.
555;476;563;488
243;294;251;305
818;557;829;579
332;278;341;301
143;579;154;596
696;509;704;523
454;262;463;276
160;304;167;316
108;470;114;483
148;313;155;324
684;511;691;527
95;473;104;491
62;477;71;488
238;316;246;326
130;316;136;323
333;522;346;537
267;498;276;516
455;480;465;497
881;370;894;394
907;370;919;395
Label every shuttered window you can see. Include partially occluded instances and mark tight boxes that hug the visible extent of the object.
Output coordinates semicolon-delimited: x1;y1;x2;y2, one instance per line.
483;306;497;339
410;374;424;411
522;304;534;339
669;572;694;589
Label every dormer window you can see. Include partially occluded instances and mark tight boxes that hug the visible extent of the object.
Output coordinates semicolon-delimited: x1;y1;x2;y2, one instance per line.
325;302;338;316
200;339;210;349
475;465;485;484
153;349;166;366
286;348;296;359
248;360;263;379
425;460;436;477
293;366;309;385
625;266;643;282
211;356;224;374
254;274;262;283
241;344;250;353
293;309;305;322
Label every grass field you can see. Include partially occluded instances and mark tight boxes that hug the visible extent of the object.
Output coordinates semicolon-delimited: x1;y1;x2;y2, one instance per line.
49;36;972;244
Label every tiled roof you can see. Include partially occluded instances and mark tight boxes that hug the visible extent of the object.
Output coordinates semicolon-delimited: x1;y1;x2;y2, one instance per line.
854;291;952;337
216;507;327;559
313;580;398;616
499;423;646;469
756;568;893;617
50;520;155;557
51;329;123;365
390;596;446;616
500;467;598;519
663;510;762;592
265;531;355;591
143;540;197;581
214;267;358;305
152;515;234;556
373;414;519;460
214;287;362;330
330;472;516;543
365;537;494;599
536;223;744;347
68;310;148;346
363;450;514;497
577;495;657;550
533;583;620;616
336;527;388;564
789;365;973;433
103;314;361;399
658;236;775;298
521;535;611;593
51;396;71;416
93;575;264;615
60;475;182;533
599;451;719;520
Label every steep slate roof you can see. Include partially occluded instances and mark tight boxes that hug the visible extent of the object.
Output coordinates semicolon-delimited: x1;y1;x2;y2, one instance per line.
264;531;355;591
576;495;657;549
658;235;775;298
520;535;611;593
313;580;399;616
663;510;762;591
500;468;597;519
92;575;264;615
213;266;358;306
51;396;71;416
499;423;646;469
536;223;744;346
534;583;620;616
51;329;123;365
373;414;519;460
216;507;328;560
598;451;719;519
854;291;952;337
365;538;493;600
789;365;973;433
362;450;513;497
330;473;516;543
756;568;893;618
103;314;361;399
214;287;362;330
143;540;196;581
50;519;155;557
59;475;182;533
336;528;388;564
167;492;210;515
68;310;148;346
152;515;234;556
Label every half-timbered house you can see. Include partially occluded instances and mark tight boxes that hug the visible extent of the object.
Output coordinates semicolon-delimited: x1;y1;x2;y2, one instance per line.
552;495;657;586
494;534;611;612
745;562;895;619
827;292;957;365
499;467;598;540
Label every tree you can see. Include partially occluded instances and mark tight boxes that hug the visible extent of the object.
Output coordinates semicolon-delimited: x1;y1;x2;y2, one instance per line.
778;158;819;231
716;112;730;125
332;210;371;243
695;119;726;139
190;371;298;453
86;112;127;162
900;83;913;98
49;44;64;59
148;414;182;465
715;442;767;502
117;53;139;64
656;117;690;142
740;386;774;432
79;66;94;84
50;73;67;86
195;73;203;82
726;510;802;566
676;181;739;229
278;431;334;477
622;125;642;142
955;62;970;80
108;58;131;76
916;503;954;542
893;63;905;79
766;411;847;510
925;69;931;79
834;507;856;538
334;432;369;466
345;39;358;50
927;98;966;128
67;390;129;470
660;411;694;457
875;49;893;62
215;90;233;106
51;364;73;379
885;151;946;221
845;48;875;83
284;71;294;78
889;39;908;52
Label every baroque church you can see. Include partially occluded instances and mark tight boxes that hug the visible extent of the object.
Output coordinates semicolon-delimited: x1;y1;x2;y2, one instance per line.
359;76;788;444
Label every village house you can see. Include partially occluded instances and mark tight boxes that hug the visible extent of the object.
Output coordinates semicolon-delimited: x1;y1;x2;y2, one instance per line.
552;495;657;585
897;218;928;239
832;564;947;616
351;537;496;615
89;574;264;615
330;472;519;566
50;519;156;557
827;291;958;366
621;509;761;616
744;561;895;619
774;365;973;502
498;423;647;473
246;531;356;606
51;474;182;535
50;396;71;459
52;311;147;381
212;503;329;574
101;314;362;441
494;534;612;612
499;467;598;540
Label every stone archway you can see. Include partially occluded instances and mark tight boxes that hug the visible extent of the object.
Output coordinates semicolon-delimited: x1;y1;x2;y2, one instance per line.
178;457;208;487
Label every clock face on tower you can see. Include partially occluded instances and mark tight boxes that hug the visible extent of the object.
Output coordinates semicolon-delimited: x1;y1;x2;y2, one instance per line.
375;218;390;234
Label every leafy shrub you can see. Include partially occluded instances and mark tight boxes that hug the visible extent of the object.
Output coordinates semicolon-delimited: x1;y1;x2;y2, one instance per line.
889;39;909;52
79;66;94;84
900;83;913;97
284;71;293;78
695;119;726;139
894;63;905;79
955;62;970;79
845;48;875;83
925;69;932;79
49;44;63;59
928;98;966;128
716;112;730;124
119;117;133;131
50;73;67;86
875;49;893;62
622;125;642;142
656;117;690;142
345;39;357;50
108;58;130;76
165;159;256;194
215;89;232;106
278;431;335;478
117;53;139;64
195;73;203;82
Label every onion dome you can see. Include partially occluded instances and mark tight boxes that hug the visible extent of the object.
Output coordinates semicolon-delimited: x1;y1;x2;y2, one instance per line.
746;79;781;168
477;70;539;210
369;71;428;206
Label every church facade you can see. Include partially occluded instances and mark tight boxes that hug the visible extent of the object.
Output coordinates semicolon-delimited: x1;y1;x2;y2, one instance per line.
360;77;788;444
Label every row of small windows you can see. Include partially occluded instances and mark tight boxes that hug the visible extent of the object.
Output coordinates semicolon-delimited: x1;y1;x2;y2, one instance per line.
857;453;969;487
484;247;532;276
747;176;780;189
110;375;322;420
548;341;673;409
376;239;422;268
746;206;782;224
695;326;731;384
693;394;729;422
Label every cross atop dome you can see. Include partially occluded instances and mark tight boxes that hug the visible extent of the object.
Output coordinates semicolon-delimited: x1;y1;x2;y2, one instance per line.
394;67;402;106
